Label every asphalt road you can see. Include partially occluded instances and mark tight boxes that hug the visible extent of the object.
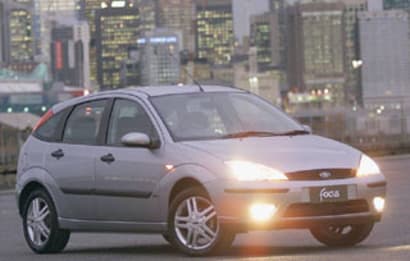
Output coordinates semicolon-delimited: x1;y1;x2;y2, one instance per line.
1;155;410;261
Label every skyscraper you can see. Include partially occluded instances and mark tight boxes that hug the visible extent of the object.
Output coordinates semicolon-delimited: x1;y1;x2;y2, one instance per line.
78;0;105;84
270;0;288;70
158;0;195;53
287;2;346;106
0;0;34;64
138;28;181;86
250;12;280;71
195;0;234;65
50;20;90;88
32;0;80;62
95;7;140;90
9;8;34;62
359;10;410;108
341;0;368;106
79;0;156;86
138;0;159;33
0;2;4;64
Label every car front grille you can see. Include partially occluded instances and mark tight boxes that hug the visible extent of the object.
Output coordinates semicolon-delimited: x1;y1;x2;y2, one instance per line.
283;200;370;218
285;169;356;181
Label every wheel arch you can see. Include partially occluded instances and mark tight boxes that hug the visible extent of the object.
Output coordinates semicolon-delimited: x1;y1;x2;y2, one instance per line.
168;177;209;207
18;181;52;217
154;163;220;222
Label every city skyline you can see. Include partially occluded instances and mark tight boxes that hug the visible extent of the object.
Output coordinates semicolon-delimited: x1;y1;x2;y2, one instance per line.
0;0;410;114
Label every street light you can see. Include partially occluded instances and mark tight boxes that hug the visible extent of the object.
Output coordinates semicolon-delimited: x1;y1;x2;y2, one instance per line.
352;60;363;69
249;76;259;95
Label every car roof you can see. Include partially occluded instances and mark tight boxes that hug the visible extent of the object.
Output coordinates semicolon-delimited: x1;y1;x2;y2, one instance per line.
127;85;244;96
52;85;246;113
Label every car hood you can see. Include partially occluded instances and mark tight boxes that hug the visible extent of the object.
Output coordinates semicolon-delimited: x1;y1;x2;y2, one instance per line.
180;135;362;173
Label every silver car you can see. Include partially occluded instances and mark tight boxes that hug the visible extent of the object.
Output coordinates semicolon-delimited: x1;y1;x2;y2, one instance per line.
16;86;386;256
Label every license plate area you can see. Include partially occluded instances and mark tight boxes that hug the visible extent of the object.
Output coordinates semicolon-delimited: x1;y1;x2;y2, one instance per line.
309;185;348;203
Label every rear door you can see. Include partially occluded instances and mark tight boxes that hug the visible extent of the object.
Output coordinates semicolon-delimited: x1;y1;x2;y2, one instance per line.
45;99;108;220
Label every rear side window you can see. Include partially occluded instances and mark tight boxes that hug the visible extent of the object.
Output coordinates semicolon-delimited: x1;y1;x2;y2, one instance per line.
34;110;67;142
63;100;107;145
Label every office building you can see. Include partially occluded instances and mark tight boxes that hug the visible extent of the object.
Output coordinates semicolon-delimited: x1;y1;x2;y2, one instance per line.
138;29;181;86
158;0;195;53
120;47;141;87
270;0;288;70
95;6;140;90
79;0;153;86
359;10;410;109
341;0;367;106
78;0;105;84
0;1;3;64
0;0;34;64
195;0;234;65
287;2;346;106
138;0;158;33
250;12;280;71
32;0;80;62
50;20;90;88
9;8;34;62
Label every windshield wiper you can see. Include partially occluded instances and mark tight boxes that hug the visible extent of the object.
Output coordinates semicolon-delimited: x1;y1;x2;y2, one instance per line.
221;130;309;139
273;130;310;136
221;131;278;139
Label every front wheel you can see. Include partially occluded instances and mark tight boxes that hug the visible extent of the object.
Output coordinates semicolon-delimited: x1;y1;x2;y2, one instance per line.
168;187;235;256
22;189;70;254
310;222;374;247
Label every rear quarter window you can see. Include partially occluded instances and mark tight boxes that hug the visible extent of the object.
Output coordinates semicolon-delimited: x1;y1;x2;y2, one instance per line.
34;109;68;142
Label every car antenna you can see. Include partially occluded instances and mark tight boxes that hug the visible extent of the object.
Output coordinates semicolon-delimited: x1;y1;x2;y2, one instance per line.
168;51;205;92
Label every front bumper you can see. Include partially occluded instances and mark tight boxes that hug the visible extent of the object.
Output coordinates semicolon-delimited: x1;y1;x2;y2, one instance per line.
207;176;386;232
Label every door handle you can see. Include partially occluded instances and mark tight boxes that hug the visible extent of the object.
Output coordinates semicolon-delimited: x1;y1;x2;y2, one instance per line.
51;149;64;159
100;153;115;163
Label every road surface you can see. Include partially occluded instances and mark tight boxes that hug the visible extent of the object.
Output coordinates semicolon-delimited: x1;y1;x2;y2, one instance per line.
1;155;409;260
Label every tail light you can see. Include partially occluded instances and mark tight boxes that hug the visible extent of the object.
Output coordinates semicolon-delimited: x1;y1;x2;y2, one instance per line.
32;109;54;132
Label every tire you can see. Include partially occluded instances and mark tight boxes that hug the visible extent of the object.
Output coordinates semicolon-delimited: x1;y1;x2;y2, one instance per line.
168;187;235;256
310;222;374;247
22;189;70;254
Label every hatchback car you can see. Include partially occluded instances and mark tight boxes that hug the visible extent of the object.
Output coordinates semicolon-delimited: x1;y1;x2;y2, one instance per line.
16;85;386;256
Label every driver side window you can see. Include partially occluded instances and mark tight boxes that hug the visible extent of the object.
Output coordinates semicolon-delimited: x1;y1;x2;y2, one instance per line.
107;99;156;146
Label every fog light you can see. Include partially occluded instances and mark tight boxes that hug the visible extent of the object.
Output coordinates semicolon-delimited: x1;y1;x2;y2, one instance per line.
250;203;277;222
373;197;385;213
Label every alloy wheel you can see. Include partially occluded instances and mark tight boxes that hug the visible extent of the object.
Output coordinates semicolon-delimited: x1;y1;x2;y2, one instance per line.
26;198;51;247
174;196;219;251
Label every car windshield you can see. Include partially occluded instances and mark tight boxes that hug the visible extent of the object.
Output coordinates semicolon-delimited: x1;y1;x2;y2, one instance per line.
151;92;305;142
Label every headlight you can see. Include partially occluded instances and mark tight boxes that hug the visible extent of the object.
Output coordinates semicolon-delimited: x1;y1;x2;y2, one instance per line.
225;160;288;181
357;155;381;177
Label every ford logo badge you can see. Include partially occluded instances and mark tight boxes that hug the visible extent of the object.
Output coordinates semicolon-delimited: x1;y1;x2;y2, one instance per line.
319;171;332;179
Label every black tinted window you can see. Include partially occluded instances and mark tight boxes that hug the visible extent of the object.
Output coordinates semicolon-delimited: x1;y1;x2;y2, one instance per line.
63;100;107;145
107;99;156;146
35;110;66;141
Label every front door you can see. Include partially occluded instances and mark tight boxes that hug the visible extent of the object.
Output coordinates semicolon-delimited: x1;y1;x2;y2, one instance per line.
95;98;166;222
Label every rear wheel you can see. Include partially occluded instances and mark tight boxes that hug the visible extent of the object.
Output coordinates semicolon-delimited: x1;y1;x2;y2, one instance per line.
310;222;374;247
168;187;235;256
22;189;70;254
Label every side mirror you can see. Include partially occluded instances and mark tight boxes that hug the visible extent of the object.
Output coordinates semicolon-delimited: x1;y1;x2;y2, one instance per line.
303;125;313;134
121;132;159;149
